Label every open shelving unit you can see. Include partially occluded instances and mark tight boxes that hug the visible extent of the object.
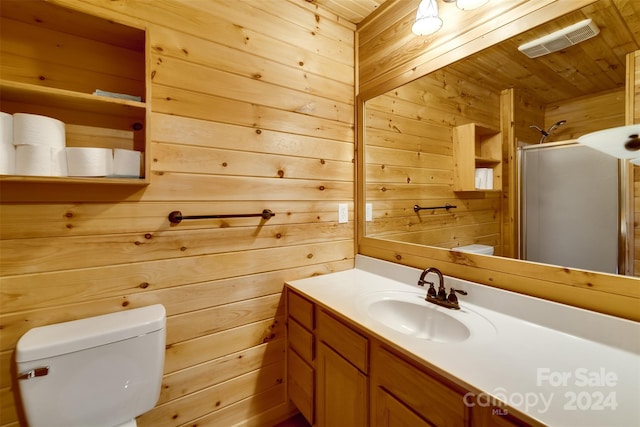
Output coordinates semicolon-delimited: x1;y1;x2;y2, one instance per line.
452;122;502;192
0;0;149;185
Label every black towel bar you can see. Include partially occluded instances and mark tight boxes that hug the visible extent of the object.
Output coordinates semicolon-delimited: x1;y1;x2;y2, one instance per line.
413;204;456;212
168;209;275;224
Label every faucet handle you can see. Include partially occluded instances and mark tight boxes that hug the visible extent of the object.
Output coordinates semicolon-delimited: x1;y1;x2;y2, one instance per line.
426;283;437;298
447;288;468;305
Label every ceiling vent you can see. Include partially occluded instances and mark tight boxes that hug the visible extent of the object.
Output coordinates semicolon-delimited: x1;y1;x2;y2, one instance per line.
518;19;600;59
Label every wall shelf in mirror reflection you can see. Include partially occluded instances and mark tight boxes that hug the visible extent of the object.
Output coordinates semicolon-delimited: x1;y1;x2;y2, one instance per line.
362;0;638;276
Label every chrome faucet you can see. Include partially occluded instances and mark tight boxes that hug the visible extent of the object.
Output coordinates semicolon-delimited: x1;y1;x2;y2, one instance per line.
417;267;467;310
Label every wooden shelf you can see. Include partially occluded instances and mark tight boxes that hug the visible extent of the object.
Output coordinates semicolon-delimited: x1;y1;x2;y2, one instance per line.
475;156;501;165
0;175;146;186
453;123;502;192
1;81;146;122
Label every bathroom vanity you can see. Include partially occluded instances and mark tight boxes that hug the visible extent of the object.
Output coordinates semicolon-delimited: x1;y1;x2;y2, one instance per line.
285;256;640;426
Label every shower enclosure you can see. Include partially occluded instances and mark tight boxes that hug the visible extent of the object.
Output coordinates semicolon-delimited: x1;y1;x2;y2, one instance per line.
518;141;620;274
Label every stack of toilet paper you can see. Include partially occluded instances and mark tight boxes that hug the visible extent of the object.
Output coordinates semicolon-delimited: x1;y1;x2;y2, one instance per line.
66;148;141;177
474;168;494;190
0;112;141;178
65;147;141;177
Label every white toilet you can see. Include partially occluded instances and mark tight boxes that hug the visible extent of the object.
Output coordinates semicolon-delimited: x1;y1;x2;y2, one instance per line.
452;244;494;255
16;304;166;427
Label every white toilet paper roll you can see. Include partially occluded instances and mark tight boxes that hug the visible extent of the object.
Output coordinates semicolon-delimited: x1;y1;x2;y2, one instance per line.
474;169;480;189
111;148;141;177
66;147;113;177
474;168;485;189
15;145;53;176
485;168;493;189
474;168;494;189
0;144;16;174
13;113;66;148
51;147;68;177
0;112;13;146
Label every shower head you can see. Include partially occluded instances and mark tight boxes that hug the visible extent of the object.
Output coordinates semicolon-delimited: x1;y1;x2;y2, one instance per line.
529;120;567;144
547;120;567;134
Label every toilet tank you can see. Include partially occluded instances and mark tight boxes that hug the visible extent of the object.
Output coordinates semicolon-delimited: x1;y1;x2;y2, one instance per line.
452;244;494;255
16;305;166;427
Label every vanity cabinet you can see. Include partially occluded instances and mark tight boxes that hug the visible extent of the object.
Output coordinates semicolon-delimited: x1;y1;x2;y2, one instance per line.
0;0;148;184
452;123;502;192
286;287;539;427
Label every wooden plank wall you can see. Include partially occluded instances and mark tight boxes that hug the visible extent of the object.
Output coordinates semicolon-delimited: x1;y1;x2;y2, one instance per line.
0;1;355;426
364;68;502;253
544;89;626;141
500;88;544;259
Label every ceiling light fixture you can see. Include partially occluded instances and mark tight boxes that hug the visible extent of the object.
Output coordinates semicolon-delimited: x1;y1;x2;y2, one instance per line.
412;0;443;36
442;0;489;11
413;0;489;37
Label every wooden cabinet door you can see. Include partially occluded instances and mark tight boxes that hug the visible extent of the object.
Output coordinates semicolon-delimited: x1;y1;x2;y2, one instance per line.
316;342;367;427
288;348;315;424
373;387;434;427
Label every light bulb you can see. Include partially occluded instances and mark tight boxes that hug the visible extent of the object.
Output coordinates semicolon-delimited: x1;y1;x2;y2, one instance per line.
412;0;443;36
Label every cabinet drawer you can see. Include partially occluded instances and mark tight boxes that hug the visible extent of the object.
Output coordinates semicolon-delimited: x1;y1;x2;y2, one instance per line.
317;309;368;373
288;289;314;331
289;317;314;363
374;347;467;427
288;347;314;424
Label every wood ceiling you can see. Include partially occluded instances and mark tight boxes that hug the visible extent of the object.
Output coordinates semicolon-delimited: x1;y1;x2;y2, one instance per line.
446;0;640;105
317;0;639;106
311;0;387;24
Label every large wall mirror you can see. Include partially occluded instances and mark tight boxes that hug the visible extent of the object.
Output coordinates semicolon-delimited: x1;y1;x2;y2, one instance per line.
362;0;638;277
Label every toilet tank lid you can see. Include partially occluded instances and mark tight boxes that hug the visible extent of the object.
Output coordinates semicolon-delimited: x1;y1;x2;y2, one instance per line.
16;304;166;363
452;244;493;254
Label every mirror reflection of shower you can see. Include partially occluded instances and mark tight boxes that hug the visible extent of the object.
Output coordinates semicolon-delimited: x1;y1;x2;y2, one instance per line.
529;120;567;144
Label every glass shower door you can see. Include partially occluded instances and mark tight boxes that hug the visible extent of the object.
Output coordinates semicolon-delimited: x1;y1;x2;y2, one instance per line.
519;142;619;274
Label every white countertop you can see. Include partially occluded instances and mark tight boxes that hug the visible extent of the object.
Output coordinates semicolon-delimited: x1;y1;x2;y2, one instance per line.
287;255;640;426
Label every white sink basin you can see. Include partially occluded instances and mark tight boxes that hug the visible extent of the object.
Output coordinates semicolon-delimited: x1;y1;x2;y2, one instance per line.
368;298;470;342
359;291;495;343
